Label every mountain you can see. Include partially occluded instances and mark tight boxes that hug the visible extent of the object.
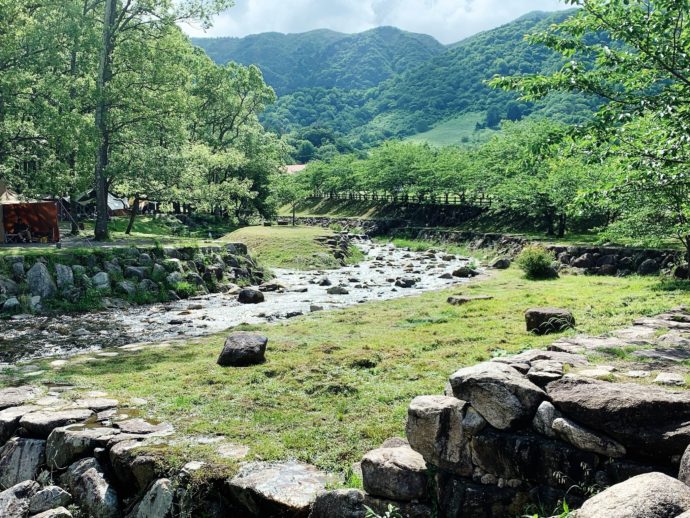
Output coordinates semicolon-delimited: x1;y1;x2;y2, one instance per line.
192;26;445;96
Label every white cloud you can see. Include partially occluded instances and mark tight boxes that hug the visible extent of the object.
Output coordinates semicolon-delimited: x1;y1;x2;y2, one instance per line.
181;0;569;44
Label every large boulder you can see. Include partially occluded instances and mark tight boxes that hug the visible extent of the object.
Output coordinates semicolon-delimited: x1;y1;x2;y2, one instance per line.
217;332;267;367
0;437;45;488
0;480;39;518
547;376;690;460
680;444;690;486
406;396;473;476
576;472;690;518
61;458;119;518
309;489;365;518
227;461;333;517
31;507;72;518
92;272;110;291
0;405;40;443
449;362;545;430
360;447;428;502
238;288;264;304
109;440;159;494
0;386;40;410
637;259;660;275
128;478;174;518
27;263;57;298
525;308;575;335
46;425;119;470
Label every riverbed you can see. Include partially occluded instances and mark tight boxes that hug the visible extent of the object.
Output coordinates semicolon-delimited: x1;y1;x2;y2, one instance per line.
0;242;475;365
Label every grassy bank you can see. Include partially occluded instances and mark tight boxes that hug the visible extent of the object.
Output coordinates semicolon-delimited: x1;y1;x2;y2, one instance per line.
7;264;689;480
225;225;362;270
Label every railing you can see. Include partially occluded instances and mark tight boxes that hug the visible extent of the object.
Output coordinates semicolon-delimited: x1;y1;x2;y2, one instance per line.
308;191;493;208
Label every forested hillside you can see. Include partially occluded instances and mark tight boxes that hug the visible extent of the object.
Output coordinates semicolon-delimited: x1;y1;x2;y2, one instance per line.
192;27;445;96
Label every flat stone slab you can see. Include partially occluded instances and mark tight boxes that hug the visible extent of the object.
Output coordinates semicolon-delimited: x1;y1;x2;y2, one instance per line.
227;461;335;515
0;386;39;410
19;409;95;438
114;418;173;435
655;372;686;387
73;398;119;411
633;348;690;362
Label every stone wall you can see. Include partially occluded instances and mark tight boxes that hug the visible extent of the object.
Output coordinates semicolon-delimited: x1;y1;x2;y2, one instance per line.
311;308;690;518
277;217;405;236
0;243;266;315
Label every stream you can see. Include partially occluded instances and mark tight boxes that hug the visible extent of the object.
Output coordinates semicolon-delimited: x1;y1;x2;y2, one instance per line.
0;242;475;366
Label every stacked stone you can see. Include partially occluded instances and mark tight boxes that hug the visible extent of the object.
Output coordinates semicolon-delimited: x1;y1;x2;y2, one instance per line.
0;243;266;313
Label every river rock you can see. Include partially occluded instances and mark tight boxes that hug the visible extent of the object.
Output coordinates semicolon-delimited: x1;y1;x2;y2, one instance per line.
361;446;428;501
29;486;72;514
0;437;46;487
27;263;57;299
406;395;472;476
395;278;417;288
92;272;110;290
525;308;575;335
327;286;349;295
547;376;690;459
3;297;20;312
19;409;94;438
31;507;73;518
552;416;626;457
117;281;136;297
238;288;264;304
128;478;174;518
491;258;511;269
55;264;74;290
46;425;119;470
0;386;38;410
577;472;690;517
0;480;39;518
449;362;545;430
217;332;267;367
227;461;333;516
125;266;147;281
62;458;119;518
452;267;479;278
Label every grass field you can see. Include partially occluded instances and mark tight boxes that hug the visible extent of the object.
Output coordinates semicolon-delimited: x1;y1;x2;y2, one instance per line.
9;258;690;481
407;112;498;147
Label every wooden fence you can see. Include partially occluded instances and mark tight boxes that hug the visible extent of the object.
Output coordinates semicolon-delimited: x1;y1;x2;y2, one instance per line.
308;191;493;208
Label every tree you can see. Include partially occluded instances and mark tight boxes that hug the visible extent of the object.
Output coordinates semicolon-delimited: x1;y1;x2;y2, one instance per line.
492;0;690;258
273;173;309;226
92;0;233;240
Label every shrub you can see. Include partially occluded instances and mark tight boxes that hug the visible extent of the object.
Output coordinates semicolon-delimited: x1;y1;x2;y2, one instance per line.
173;281;196;299
516;245;557;280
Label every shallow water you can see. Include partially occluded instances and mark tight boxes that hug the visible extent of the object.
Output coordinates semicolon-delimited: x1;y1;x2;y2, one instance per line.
0;242;474;365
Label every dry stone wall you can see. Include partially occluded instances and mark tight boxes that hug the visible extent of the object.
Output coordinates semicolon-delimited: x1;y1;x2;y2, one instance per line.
0;243;266;315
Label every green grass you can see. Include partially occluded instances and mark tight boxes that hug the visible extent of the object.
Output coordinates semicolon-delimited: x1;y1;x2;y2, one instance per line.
8;267;690;478
225;225;342;270
407;112;498;147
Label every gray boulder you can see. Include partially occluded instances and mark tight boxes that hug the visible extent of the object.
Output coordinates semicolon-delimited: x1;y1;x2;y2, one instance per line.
61;458;119;518
0;437;46;488
29;486;72;514
577;472;690;518
46;425;119;470
491;258;511;270
452;267;479;278
217;332;267;367
128;478;174;518
532;401;561;438
117;281;137;298
227;461;333;516
0;405;40;443
360;446;428;501
637;258;660;275
109;439;158;493
27;263;57;298
327;286;349;295
55;264;74;290
125;266;147;281
11;262;24;281
0;386;38;410
138;279;159;294
552;416;626;457
547;376;690;459
238;288;264;304
0;276;18;296
3;297;20;312
449;362;545;430
406;395;472;476
0;480;39;518
525;307;575;335
678;443;690;486
92;272;110;291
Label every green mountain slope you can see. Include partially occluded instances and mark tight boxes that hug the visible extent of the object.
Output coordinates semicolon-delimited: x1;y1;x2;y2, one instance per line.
192;26;445;96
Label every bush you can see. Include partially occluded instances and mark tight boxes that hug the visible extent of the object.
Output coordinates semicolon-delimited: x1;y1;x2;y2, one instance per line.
516;245;558;280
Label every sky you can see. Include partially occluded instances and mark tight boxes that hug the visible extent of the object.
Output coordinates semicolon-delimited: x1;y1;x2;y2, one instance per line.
181;0;569;44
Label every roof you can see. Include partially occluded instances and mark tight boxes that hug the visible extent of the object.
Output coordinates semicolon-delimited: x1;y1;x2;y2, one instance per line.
284;164;308;175
0;183;36;205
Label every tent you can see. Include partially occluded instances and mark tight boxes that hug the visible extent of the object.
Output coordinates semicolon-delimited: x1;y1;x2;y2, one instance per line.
76;190;130;217
0;183;60;243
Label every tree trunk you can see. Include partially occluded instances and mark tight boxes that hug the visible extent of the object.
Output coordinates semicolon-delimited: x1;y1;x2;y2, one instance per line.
126;194;140;235
292;203;296;226
93;0;117;241
69;192;80;235
557;214;567;238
